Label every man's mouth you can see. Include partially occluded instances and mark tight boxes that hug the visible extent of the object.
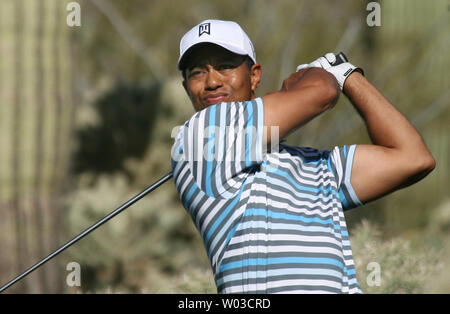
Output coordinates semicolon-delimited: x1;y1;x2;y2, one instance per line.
204;93;229;105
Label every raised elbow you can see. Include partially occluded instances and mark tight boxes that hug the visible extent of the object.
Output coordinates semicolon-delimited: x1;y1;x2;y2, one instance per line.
420;154;436;174
411;152;436;178
395;152;435;189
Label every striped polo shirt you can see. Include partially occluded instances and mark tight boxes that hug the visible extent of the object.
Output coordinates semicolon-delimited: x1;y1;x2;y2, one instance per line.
171;97;363;294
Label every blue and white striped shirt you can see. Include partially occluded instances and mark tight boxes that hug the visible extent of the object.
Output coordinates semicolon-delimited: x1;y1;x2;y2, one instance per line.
171;98;363;293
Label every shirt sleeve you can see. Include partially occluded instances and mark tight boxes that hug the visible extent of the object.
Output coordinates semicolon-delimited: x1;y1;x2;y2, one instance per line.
178;98;265;199
328;145;363;210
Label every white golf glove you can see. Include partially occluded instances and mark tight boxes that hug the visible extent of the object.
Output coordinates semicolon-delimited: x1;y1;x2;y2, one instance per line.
296;52;364;91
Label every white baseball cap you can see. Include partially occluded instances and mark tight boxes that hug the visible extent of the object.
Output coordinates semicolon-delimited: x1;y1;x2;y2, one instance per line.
177;19;257;70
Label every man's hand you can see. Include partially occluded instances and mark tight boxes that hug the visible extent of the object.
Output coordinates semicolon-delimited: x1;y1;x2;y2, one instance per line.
262;67;339;145
280;68;310;91
296;52;364;91
265;69;310;96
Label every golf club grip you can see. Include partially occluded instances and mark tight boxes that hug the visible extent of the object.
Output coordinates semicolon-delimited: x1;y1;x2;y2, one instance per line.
334;52;348;65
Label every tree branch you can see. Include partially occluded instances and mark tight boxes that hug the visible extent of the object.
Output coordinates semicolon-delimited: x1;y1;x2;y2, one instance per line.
90;0;168;82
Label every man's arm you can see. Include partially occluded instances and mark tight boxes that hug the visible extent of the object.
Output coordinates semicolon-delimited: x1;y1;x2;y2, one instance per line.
262;67;339;144
345;72;436;204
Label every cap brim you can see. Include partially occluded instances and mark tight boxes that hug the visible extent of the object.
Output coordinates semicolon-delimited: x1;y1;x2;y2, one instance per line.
177;41;252;71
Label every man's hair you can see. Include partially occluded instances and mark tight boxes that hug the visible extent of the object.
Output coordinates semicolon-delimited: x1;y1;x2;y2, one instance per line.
182;55;255;81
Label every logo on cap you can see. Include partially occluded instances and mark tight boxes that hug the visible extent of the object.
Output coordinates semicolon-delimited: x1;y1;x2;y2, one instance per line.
198;22;210;37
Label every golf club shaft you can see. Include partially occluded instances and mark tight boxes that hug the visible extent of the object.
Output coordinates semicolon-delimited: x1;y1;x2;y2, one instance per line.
0;171;173;293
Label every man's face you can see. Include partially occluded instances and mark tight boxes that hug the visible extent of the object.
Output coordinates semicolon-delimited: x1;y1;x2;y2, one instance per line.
182;44;261;111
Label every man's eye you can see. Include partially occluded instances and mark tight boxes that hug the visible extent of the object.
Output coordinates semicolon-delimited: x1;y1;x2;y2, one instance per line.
188;70;203;78
218;64;235;70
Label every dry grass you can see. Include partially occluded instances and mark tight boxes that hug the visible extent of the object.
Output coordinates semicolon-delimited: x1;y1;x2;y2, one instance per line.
351;200;450;294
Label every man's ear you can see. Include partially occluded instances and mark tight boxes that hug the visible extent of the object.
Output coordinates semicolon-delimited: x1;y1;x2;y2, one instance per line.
250;64;262;92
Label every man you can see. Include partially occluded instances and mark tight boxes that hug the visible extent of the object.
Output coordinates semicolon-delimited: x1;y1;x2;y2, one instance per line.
171;19;435;293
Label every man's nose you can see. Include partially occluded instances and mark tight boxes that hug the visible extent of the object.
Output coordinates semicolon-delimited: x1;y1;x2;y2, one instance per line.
205;68;222;90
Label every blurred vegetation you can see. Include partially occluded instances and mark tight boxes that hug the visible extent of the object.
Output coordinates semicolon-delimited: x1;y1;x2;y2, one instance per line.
73;82;163;177
0;0;448;293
